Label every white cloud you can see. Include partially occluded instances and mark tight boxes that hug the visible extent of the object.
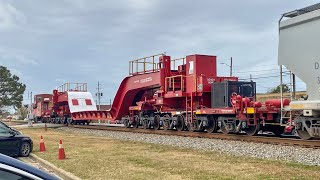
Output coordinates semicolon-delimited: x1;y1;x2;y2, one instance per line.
0;47;38;67
127;0;154;9
0;1;26;30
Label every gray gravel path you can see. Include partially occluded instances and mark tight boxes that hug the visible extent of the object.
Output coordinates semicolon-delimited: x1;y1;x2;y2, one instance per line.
58;127;320;166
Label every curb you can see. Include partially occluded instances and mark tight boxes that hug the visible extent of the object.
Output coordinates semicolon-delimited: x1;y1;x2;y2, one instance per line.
29;154;81;180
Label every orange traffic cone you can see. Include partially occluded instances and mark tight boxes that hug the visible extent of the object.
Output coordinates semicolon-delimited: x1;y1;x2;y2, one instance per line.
58;139;66;160
39;136;46;152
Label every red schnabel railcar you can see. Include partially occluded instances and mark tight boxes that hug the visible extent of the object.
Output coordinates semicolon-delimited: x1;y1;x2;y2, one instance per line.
71;54;289;136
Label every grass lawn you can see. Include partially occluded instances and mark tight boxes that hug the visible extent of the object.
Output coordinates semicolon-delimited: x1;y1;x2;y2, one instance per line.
18;127;320;180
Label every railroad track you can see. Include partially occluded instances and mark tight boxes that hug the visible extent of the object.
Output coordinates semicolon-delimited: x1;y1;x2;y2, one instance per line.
72;125;320;149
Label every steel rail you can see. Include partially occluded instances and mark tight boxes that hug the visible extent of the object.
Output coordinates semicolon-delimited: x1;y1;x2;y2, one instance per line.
72;125;320;149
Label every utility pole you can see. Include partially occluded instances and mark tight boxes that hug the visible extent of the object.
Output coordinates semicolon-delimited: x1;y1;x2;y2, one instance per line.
250;74;252;81
96;82;102;123
30;92;32;112
230;57;233;77
97;82;101;111
28;91;33;127
220;57;233;77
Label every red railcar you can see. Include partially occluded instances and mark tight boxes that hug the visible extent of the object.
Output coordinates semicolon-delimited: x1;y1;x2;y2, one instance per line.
72;54;289;136
33;83;97;124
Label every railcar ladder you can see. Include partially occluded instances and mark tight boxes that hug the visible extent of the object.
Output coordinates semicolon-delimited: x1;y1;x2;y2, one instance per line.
280;65;295;126
185;92;194;124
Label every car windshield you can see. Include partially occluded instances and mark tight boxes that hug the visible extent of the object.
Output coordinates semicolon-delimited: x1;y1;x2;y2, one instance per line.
0;121;10;128
0;121;19;133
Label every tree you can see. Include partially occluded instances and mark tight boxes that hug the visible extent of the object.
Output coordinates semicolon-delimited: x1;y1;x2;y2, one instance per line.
0;66;26;115
268;84;290;93
16;105;29;120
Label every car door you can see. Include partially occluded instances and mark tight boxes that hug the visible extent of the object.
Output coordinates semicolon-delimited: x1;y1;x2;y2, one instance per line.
0;127;19;156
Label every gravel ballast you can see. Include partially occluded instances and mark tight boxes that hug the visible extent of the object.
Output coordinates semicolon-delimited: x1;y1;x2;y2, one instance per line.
58;127;320;166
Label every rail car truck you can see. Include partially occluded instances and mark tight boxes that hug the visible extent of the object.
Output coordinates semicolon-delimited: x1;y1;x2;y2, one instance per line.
279;3;320;139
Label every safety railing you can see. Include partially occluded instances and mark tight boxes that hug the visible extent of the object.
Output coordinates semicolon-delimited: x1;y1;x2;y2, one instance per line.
129;53;166;75
57;83;87;92
171;57;186;70
165;75;186;92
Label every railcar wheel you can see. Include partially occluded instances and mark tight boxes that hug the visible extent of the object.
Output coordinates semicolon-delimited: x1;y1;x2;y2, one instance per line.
133;115;140;128
67;118;72;125
124;116;130;128
142;115;150;129
220;124;231;134
296;129;312;140
153;115;161;130
220;119;233;134
124;120;130;128
295;118;313;140
175;115;185;131
206;115;218;133
162;115;171;130
187;122;196;132
244;123;260;136
186;115;199;132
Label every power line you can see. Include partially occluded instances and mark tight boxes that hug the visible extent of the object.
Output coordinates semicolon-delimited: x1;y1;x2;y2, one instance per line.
239;74;285;80
235;68;279;74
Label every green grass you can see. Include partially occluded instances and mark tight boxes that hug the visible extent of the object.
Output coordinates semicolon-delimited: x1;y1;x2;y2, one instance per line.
18;127;320;180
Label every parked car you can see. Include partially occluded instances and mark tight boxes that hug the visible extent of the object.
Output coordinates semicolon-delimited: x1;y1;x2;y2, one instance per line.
0;153;60;180
0;123;33;157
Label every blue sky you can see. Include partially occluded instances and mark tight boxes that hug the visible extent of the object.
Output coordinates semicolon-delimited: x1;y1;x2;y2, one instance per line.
0;0;316;105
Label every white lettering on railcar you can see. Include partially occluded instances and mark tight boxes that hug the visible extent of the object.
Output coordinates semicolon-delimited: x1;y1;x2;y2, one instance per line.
140;77;152;83
134;77;153;84
207;78;215;84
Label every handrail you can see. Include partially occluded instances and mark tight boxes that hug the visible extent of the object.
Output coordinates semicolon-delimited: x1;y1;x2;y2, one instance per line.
165;74;198;93
56;83;87;92
171;57;186;70
165;75;186;92
129;53;166;75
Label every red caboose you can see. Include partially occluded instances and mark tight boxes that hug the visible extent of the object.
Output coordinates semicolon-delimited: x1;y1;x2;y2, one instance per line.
32;94;53;122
